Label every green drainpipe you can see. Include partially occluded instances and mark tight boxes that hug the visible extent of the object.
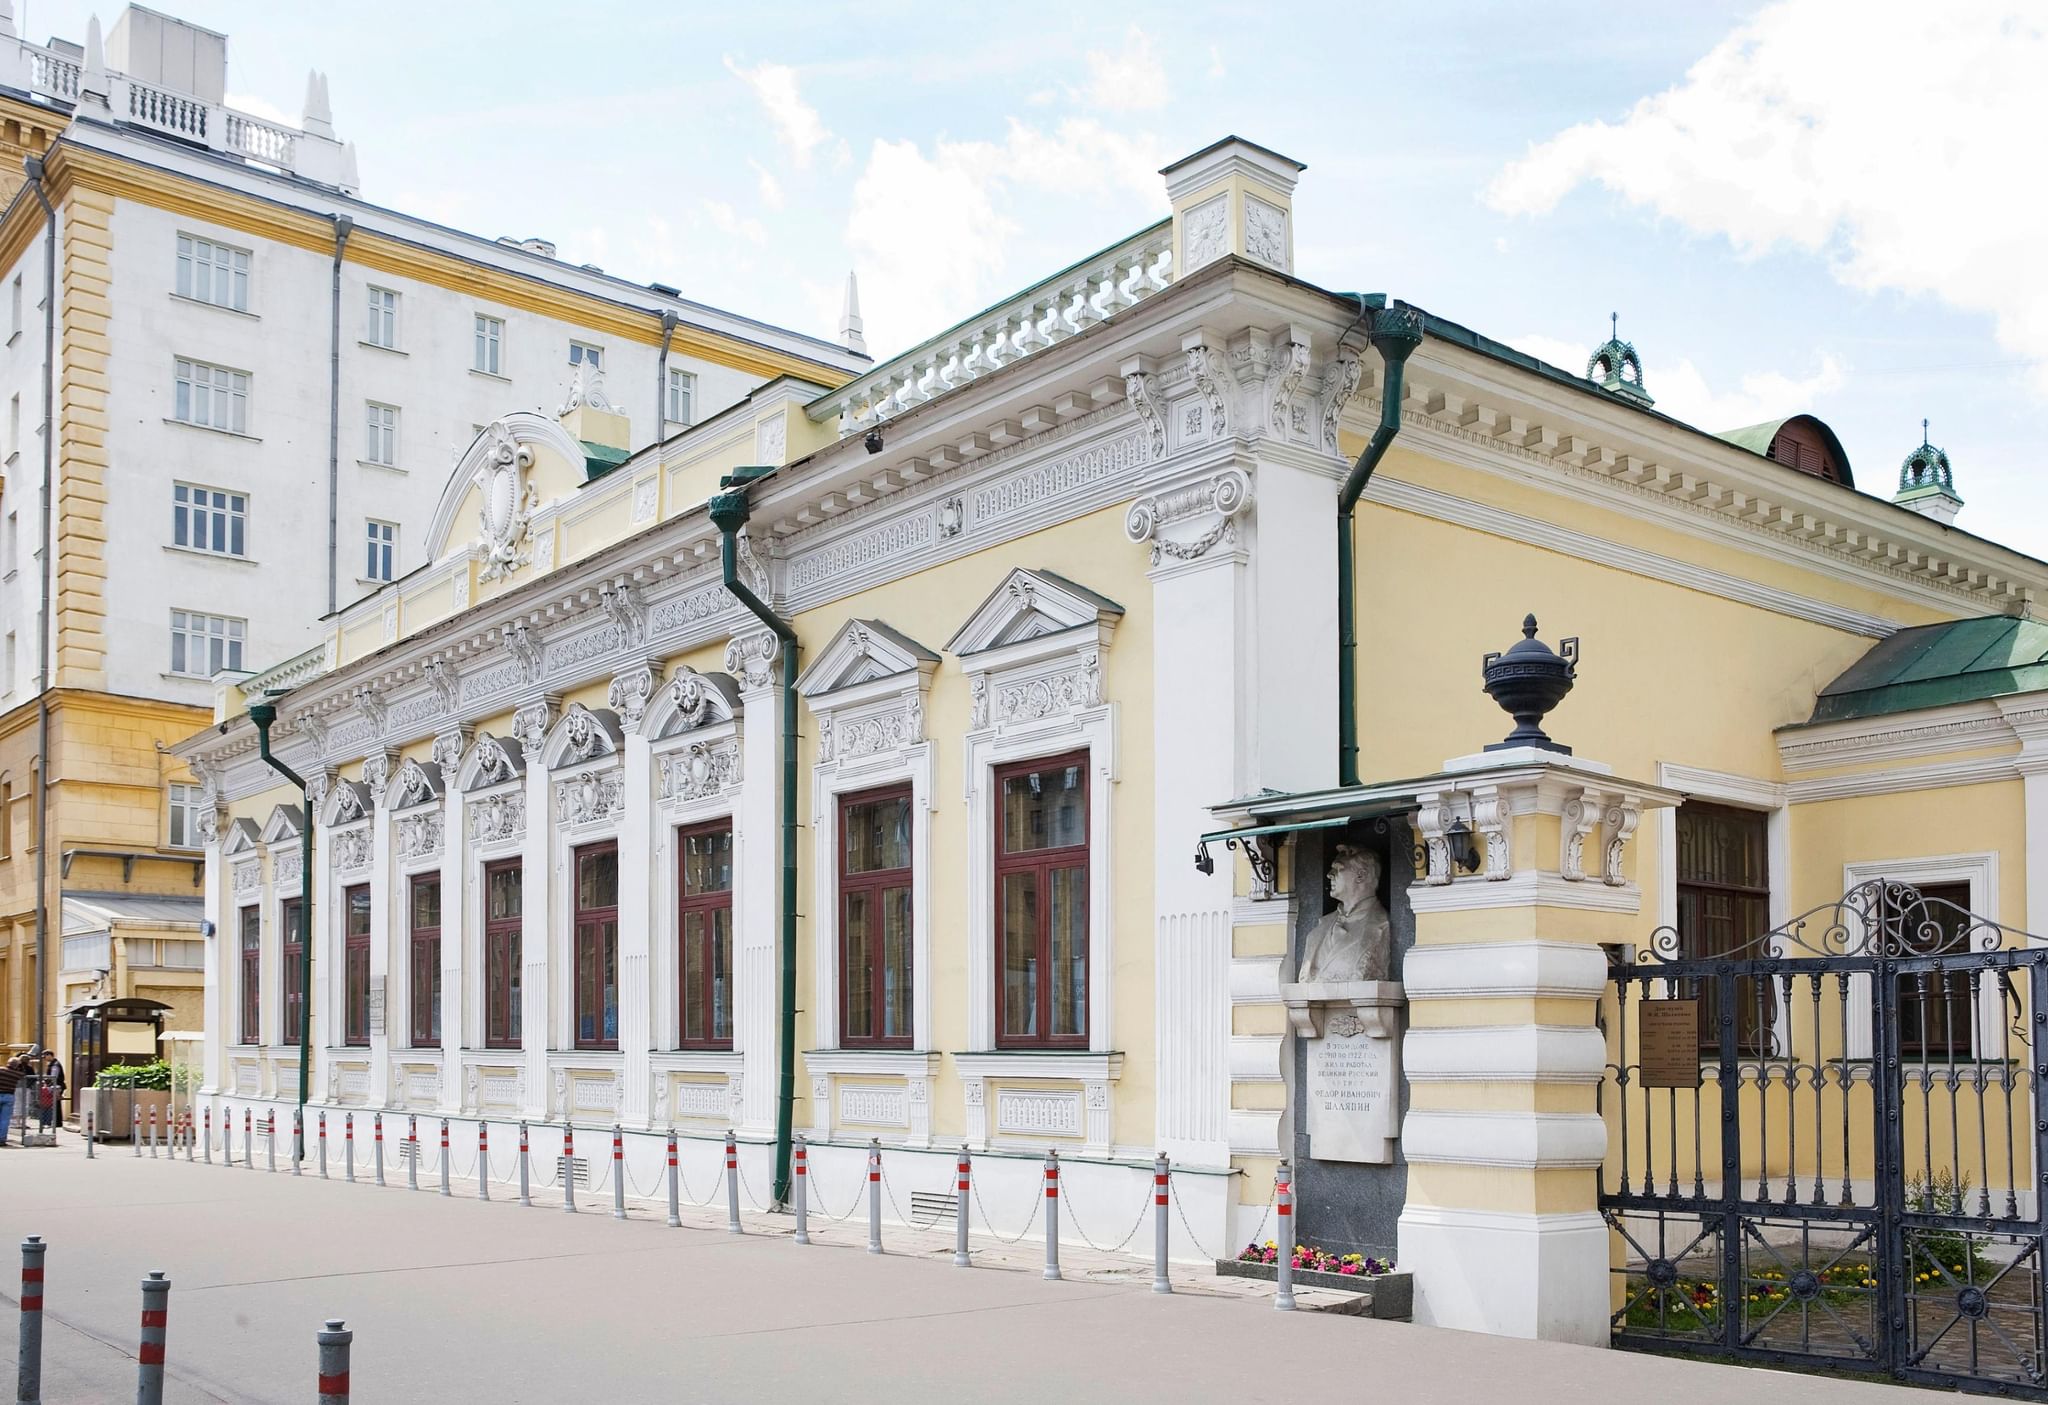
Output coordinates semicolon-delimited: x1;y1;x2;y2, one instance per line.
1337;301;1426;788
707;471;800;1206
247;699;313;1164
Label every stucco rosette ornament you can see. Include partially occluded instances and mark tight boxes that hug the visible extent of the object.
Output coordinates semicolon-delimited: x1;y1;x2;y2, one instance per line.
475;425;540;583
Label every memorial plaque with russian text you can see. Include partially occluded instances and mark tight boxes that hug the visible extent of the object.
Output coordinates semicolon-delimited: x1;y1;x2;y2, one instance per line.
1638;999;1700;1087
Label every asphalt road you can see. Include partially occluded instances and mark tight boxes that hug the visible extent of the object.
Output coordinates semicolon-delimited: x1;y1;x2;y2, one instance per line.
0;1146;1958;1403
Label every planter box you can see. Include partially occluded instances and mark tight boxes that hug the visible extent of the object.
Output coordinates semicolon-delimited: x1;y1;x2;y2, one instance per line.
1214;1259;1413;1319
91;1087;171;1141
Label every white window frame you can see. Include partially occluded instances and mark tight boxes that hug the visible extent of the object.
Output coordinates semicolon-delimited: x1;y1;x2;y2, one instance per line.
172;482;248;558
666;367;695;426
167;781;203;850
473;314;504;375
365;286;399;349
569;340;603;370
365;402;398;468
391;770;446;1059
173;358;250;435
175;233;251;312
364;519;396;582
168;609;245;678
1841;851;2001;1061
8;273;20;339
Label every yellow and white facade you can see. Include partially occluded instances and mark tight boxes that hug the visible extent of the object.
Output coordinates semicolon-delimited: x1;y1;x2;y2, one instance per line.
175;134;2048;1342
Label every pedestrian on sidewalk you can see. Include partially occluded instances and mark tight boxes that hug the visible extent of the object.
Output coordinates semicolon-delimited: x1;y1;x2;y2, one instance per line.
33;1050;65;1131
0;1054;23;1146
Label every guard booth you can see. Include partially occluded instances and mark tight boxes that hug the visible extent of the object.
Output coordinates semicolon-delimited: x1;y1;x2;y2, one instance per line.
62;996;169;1125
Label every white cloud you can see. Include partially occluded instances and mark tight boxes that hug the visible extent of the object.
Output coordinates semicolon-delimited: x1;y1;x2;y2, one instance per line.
723;56;832;168
1207;44;1226;79
1506;333;1846;430
846;119;1166;355
1080;25;1170;111
702;199;767;247
749;159;785;211
1486;1;2048;395
224;91;296;129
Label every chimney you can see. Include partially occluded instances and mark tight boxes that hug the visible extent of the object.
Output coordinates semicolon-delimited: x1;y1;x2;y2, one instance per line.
839;271;867;355
1159;135;1305;278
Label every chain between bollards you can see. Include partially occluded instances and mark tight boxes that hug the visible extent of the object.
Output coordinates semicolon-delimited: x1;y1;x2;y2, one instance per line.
135;1271;170;1405
1273;1159;1296;1312
866;1139;883;1255
1152;1153;1173;1294
18;1236;45;1405
317;1317;352;1404
724;1130;742;1234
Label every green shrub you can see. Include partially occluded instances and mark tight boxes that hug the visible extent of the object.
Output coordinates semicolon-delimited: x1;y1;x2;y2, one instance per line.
94;1060;172;1091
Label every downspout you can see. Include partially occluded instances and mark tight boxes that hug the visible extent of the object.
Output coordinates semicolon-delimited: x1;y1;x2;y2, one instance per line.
654;311;678;443
1336;301;1425;788
706;471;798;1206
247;700;312;1163
326;216;354;616
24;157;56;1052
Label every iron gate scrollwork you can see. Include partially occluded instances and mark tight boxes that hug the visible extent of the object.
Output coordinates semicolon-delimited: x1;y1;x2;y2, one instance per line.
1601;879;2048;1395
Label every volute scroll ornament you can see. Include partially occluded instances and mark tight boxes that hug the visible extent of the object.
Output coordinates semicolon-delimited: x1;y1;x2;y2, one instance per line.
474;424;541;584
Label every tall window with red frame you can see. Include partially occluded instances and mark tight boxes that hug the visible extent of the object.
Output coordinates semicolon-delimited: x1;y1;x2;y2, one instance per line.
574;843;620;1050
483;858;522;1049
343;884;371;1046
280;896;304;1045
678;823;734;1048
237;905;260;1044
840;787;913;1047
994;752;1089;1048
409;873;441;1048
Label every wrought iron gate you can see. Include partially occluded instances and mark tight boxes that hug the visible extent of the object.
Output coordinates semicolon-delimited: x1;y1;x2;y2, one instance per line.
1601;879;2048;1395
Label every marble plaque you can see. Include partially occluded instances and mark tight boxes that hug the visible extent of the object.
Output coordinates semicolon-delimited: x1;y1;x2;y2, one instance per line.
1305;1028;1398;1164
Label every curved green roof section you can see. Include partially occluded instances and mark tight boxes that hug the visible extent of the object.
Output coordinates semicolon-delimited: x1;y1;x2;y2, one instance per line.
1804;615;2048;724
1717;414;1856;489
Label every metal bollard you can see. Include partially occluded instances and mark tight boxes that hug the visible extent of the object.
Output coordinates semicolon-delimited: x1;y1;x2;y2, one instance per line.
135;1271;170;1405
1152;1153;1173;1294
373;1113;384;1187
439;1119;451;1198
244;1108;253;1171
18;1236;45;1405
666;1129;681;1229
318;1111;329;1179
1043;1150;1061;1281
1274;1160;1296;1312
791;1135;808;1245
725;1131;742;1235
344;1113;355;1184
132;1103;142;1158
954;1146;972;1267
317;1317;352;1404
611;1124;625;1220
478;1122;491;1202
406;1116;418;1192
267;1111;277;1173
148;1104;158;1157
85;1109;95;1160
866;1139;883;1255
293;1110;304;1177
184;1110;194;1161
562;1125;576;1213
518;1121;530;1207
202;1106;210;1164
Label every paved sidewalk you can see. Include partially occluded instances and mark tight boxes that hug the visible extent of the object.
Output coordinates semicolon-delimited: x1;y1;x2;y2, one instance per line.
1;1145;1951;1404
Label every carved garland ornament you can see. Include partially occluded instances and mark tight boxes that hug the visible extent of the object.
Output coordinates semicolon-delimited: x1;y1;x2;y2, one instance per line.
474;425;541;584
1123;468;1252;565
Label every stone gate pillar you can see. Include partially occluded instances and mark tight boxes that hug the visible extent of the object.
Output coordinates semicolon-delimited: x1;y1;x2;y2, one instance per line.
1395;746;1674;1344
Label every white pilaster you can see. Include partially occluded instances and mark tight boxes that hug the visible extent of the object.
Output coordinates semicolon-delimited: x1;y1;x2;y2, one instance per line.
439;781;465;1114
617;724;654;1126
200;823;227;1095
730;630;783;1138
516;702;555;1119
366;782;394;1107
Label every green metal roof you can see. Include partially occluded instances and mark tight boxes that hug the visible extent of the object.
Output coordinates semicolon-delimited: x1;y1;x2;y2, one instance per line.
1716;416;1856;490
1805;615;2048;723
582;441;632;480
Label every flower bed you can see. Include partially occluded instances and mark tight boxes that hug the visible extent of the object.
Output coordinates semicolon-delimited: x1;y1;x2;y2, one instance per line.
1237;1241;1393;1277
1214;1242;1412;1319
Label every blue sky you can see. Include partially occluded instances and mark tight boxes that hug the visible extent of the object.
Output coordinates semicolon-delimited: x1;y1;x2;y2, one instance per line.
34;1;2048;556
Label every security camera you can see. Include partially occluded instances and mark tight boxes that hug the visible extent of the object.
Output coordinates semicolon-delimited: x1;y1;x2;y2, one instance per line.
863;429;884;455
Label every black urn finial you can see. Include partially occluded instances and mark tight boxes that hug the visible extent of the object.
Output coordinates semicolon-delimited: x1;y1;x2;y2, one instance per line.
1481;615;1579;754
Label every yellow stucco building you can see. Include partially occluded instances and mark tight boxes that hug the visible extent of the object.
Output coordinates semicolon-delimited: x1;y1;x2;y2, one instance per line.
176;136;2048;1392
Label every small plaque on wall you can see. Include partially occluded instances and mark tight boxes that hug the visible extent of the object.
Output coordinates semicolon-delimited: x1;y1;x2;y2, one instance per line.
1638;999;1700;1087
367;978;386;1038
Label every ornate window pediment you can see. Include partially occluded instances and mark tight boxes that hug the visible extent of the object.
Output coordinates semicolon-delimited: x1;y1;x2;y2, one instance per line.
541;704;625;770
455;731;526;792
946;568;1123;658
391;758;444;811
259;804;305;846
222;816;264;856
318;779;373;829
644;667;743;742
799;619;938;767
